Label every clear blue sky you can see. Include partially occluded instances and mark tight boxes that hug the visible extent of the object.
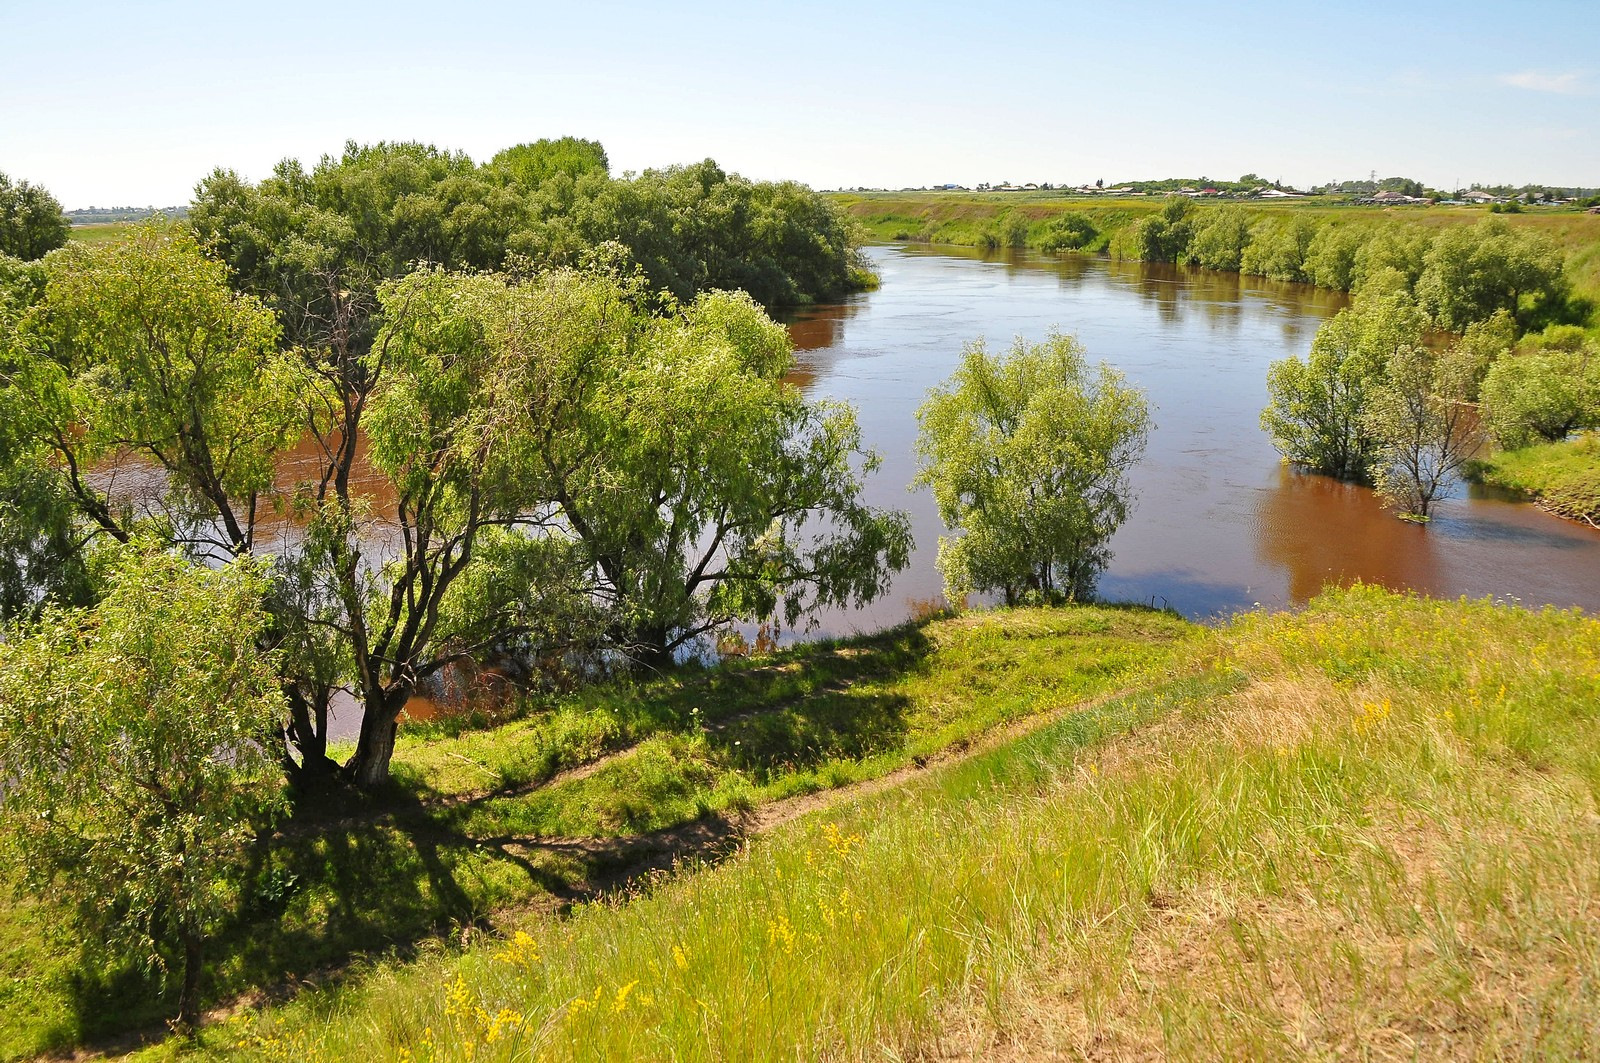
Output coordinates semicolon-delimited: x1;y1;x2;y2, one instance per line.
3;0;1596;208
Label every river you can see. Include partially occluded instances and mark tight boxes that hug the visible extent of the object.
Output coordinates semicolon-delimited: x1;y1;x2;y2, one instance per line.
779;243;1600;636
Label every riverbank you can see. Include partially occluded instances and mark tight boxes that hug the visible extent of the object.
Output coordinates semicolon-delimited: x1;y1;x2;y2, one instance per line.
1472;434;1600;528
832;191;1600;312
164;584;1600;1059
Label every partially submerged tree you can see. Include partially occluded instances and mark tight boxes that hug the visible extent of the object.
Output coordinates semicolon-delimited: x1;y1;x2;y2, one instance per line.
1261;293;1428;483
0;548;286;1032
1363;339;1481;521
914;333;1151;604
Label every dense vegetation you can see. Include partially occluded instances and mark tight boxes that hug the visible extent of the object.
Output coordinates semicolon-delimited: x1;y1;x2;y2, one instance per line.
0;139;918;1044
4;158;1599;1057
838;191;1600;323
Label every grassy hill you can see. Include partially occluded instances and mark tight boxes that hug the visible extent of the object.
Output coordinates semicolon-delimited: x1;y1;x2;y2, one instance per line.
77;584;1598;1060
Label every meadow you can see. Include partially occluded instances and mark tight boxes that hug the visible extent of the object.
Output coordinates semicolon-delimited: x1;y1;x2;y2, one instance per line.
69;584;1600;1060
0;605;1192;1059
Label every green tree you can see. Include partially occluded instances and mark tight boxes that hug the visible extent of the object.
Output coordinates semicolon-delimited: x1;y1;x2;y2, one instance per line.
1240;218;1314;282
0;548;286;1032
0;172;69;260
1186;205;1253;272
328;264;910;782
1350;224;1431;294
1037;211;1097;253
1363;339;1481;521
1302;222;1366;290
478;266;913;671
1415;217;1564;330
1261;294;1428;482
914;333;1151;604
1478;345;1600;449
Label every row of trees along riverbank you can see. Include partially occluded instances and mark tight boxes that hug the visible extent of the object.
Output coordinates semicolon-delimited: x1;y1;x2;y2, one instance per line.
837;191;1600;328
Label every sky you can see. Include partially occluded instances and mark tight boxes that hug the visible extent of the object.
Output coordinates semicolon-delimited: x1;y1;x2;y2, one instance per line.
2;0;1597;209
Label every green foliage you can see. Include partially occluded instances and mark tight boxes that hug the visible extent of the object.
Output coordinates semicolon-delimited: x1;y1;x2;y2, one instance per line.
1450;310;1516;401
22;222;301;556
0;255;90;618
1037;211;1097;253
915;333;1151;604
1350;223;1431;295
1111;196;1193;263
1239;218;1314;282
1478;344;1600;449
489;137;610;188
1416;217;1565;330
1185;204;1253;272
1302;222;1366;290
0;172;69;260
1261;294;1428;482
440;266;912;666
0;548;286;1030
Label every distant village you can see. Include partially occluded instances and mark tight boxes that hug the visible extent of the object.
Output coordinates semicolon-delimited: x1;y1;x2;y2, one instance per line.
844;176;1600;209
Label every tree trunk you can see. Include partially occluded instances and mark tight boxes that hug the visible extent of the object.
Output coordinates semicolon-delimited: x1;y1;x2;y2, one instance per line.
176;925;203;1035
284;685;339;787
344;688;405;788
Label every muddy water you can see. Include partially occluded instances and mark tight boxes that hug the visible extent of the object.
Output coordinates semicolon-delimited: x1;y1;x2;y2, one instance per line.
781;244;1600;635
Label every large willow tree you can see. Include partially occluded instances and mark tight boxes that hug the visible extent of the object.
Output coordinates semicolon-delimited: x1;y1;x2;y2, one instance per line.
2;224;908;788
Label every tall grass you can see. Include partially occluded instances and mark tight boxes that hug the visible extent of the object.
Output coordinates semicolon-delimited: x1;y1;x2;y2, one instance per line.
209;586;1600;1060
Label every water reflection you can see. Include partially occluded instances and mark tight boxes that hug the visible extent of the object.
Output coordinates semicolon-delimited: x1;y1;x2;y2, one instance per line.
779;244;1600;631
1252;465;1444;604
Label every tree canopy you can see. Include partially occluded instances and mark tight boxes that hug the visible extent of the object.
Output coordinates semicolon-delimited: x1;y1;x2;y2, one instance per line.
0;172;69;260
915;333;1151;604
0;547;286;1031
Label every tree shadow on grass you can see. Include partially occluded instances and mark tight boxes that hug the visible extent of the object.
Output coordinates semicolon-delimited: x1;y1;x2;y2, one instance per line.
60;621;943;1048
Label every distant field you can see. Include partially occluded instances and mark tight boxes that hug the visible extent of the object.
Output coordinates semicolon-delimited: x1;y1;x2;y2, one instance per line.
67;221;135;245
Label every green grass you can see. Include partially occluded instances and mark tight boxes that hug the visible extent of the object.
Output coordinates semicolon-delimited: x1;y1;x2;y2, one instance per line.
1471;433;1600;527
184;585;1600;1060
66;221;137;245
0;604;1191;1060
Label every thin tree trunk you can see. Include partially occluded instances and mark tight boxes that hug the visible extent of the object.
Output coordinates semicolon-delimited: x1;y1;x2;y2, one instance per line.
176;925;203;1035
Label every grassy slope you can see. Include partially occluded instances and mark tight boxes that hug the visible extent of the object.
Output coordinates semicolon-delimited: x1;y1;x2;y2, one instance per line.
1472;433;1600;527
834;191;1600;308
0;606;1190;1061
187;585;1600;1060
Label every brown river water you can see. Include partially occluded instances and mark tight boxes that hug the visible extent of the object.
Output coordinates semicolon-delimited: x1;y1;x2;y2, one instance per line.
97;244;1600;733
779;243;1600;637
